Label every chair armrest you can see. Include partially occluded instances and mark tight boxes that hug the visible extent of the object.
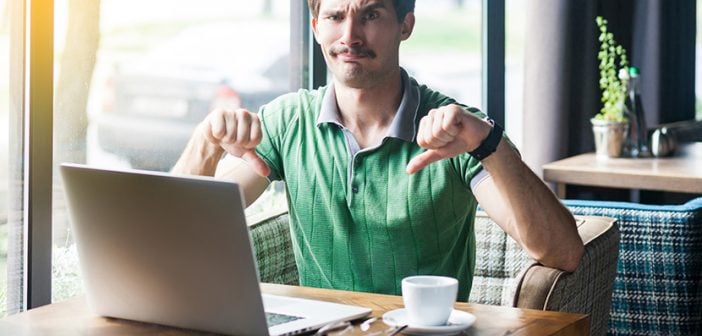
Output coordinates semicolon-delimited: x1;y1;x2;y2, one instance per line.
512;216;619;336
248;208;299;285
513;263;565;309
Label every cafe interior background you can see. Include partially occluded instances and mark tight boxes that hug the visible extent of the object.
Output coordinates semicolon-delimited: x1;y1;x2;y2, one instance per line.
0;0;700;333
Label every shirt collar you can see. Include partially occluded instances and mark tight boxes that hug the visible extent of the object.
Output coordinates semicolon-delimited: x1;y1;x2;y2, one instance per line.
316;68;420;142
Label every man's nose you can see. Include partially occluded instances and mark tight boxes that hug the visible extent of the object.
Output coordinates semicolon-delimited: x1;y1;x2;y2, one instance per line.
339;17;363;46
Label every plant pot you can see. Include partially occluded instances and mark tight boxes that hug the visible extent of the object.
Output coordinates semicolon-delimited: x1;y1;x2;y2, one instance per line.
591;118;628;158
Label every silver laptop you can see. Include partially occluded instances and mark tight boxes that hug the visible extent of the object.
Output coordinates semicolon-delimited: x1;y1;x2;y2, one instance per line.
60;163;371;336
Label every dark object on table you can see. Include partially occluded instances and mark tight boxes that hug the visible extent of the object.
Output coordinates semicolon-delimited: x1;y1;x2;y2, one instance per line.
650;120;702;157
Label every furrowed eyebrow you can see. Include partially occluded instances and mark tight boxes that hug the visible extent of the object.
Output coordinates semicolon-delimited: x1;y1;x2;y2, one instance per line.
360;2;387;12
319;8;342;17
319;2;388;17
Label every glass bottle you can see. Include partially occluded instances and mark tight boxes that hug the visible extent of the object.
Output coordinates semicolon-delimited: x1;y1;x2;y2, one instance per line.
624;67;649;157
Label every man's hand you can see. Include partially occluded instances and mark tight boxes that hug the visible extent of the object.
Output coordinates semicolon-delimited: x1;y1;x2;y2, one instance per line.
200;108;270;177
406;104;492;174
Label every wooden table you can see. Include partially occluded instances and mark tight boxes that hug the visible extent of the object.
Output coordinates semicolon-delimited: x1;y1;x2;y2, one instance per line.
543;143;702;198
0;283;588;335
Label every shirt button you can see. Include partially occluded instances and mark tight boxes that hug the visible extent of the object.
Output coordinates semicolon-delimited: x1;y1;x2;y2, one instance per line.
351;185;359;193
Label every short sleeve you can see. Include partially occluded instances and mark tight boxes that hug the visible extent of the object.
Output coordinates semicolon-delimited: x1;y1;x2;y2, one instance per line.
255;93;303;181
253;90;319;182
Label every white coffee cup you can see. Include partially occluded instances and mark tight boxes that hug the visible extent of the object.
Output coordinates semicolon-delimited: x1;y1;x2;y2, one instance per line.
401;275;458;326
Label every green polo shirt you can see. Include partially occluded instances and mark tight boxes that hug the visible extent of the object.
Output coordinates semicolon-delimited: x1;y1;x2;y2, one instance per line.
255;70;487;301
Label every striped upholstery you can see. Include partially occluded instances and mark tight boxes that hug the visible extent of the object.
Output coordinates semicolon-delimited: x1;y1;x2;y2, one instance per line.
469;213;533;306
247;209;619;336
565;197;702;336
248;208;298;285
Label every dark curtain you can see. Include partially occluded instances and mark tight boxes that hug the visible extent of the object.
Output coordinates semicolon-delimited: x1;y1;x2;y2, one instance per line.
522;0;696;177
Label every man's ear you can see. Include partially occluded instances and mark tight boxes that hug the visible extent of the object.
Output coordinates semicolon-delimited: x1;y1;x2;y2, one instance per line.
400;12;415;41
311;17;320;42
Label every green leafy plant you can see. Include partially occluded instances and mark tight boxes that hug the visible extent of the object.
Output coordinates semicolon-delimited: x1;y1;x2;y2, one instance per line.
595;16;629;122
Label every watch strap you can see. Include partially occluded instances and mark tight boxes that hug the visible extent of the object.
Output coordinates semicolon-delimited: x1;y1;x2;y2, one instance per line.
468;119;503;161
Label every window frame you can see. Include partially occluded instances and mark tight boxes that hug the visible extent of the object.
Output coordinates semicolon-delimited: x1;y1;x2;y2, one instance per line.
483;0;505;127
18;0;54;310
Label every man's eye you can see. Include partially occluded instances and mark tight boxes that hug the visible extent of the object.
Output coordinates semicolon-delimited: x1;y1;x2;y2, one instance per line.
364;12;379;21
326;14;340;21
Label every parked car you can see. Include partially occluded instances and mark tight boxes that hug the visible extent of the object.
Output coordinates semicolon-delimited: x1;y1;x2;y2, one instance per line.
95;22;290;171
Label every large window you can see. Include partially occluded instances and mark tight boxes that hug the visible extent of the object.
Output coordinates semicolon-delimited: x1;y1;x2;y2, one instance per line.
3;0;516;314
402;1;482;113
0;0;10;316
1;0;25;317
51;0;291;301
401;0;525;148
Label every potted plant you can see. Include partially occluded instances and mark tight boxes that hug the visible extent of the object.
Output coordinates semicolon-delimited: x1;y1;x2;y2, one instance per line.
592;16;630;158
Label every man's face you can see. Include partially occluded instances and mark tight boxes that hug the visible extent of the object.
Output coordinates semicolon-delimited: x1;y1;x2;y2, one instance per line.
312;0;414;88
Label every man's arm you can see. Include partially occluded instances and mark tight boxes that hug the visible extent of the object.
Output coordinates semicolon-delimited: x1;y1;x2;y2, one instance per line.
472;141;583;272
406;104;583;272
213;155;270;206
172;108;271;206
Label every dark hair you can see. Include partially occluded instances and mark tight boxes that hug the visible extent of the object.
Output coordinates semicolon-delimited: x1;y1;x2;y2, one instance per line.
307;0;415;22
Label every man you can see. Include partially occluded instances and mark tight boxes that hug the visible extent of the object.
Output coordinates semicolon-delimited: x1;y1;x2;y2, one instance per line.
173;0;583;301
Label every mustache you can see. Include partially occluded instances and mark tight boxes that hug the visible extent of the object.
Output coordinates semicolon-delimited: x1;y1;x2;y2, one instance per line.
329;45;376;58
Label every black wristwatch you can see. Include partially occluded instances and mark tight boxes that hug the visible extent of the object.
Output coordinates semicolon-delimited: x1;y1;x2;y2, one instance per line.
468;118;503;161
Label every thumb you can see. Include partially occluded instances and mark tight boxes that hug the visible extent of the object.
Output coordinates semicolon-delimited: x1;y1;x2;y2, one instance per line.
406;150;445;174
241;150;271;177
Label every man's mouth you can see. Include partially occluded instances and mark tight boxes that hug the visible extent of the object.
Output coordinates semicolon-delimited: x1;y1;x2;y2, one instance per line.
330;45;376;59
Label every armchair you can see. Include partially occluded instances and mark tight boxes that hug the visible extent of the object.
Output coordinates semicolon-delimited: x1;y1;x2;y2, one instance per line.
469;212;618;336
247;208;619;336
565;197;702;336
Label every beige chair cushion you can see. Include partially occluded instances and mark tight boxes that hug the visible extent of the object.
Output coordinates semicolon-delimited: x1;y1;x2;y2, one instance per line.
512;216;619;336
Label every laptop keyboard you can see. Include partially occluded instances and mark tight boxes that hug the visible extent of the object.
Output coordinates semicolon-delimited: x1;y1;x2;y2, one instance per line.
266;312;304;327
